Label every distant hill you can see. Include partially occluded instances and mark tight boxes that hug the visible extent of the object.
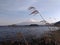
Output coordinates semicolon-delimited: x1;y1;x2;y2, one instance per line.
54;21;60;26
29;24;39;26
7;20;53;26
16;20;48;25
16;22;40;25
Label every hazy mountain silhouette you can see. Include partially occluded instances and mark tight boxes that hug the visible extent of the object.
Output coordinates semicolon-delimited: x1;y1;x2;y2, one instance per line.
16;20;47;25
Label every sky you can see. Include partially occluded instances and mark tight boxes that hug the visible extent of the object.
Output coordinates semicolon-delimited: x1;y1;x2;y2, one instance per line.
0;0;60;25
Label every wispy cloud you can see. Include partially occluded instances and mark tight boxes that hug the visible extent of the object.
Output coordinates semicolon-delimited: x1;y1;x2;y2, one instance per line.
26;18;40;22
0;0;38;11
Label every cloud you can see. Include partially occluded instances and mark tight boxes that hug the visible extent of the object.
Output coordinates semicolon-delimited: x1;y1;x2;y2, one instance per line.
15;0;38;11
26;18;40;22
0;0;38;11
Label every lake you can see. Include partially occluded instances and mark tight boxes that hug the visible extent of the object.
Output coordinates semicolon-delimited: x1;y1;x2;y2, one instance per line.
0;26;59;41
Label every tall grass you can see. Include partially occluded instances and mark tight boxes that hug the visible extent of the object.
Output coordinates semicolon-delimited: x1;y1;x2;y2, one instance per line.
0;31;58;45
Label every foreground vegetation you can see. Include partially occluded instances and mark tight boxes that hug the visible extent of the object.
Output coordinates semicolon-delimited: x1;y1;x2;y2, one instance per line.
0;30;60;45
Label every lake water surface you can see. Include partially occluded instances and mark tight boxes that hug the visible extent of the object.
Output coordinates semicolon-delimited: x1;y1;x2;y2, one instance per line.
0;26;59;41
